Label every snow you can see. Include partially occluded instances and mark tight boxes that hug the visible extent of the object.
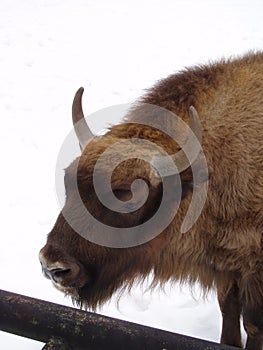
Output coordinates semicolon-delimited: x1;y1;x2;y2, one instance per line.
0;0;262;348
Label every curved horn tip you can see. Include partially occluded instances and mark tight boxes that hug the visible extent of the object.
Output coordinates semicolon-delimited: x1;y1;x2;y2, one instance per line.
75;86;84;96
189;105;198;116
72;85;94;149
72;87;85;123
189;105;202;133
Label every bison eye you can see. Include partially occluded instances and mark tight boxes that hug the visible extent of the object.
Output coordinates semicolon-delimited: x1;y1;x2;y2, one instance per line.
113;189;132;202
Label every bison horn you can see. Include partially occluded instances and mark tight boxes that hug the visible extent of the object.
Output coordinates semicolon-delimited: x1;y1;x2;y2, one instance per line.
171;106;202;171
188;106;202;145
72;87;94;150
151;106;202;176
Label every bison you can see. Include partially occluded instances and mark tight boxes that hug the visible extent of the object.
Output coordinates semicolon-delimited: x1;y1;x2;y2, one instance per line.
39;51;263;349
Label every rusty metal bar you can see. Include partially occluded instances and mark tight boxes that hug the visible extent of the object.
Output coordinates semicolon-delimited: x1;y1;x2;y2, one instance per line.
0;289;239;350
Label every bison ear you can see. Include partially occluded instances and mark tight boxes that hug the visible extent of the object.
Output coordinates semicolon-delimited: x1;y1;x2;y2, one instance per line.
110;179;150;213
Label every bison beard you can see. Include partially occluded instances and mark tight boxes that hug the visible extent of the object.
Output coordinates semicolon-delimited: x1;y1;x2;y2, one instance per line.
39;52;263;350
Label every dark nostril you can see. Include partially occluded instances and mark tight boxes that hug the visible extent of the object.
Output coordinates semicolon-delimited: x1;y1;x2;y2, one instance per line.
42;266;71;282
52;268;71;279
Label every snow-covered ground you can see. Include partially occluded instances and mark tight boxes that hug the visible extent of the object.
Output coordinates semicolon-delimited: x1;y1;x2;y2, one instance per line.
0;0;262;348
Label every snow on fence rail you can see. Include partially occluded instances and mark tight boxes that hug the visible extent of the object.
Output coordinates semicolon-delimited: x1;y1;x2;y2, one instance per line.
0;289;239;350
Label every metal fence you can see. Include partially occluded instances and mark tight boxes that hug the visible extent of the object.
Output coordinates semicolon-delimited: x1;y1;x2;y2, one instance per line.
0;289;239;350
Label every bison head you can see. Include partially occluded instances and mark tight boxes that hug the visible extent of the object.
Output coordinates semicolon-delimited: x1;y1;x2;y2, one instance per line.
39;88;204;309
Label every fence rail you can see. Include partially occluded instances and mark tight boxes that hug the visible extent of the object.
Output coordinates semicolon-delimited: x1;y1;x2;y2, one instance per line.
0;289;239;350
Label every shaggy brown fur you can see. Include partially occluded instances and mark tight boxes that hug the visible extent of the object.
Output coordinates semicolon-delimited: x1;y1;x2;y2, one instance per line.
39;52;263;349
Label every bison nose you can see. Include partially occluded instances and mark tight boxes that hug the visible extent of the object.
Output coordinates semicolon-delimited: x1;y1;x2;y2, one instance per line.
43;266;71;283
39;254;71;284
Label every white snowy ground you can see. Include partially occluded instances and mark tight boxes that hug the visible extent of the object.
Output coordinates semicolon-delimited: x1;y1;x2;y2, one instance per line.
0;0;262;349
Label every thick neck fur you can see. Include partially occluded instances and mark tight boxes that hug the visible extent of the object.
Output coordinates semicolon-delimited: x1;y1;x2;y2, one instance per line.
110;52;263;304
